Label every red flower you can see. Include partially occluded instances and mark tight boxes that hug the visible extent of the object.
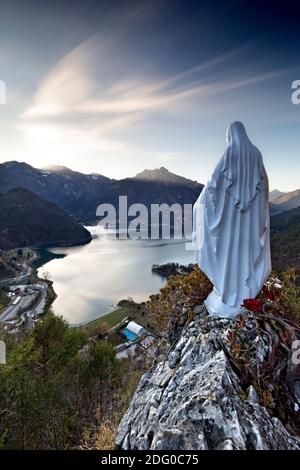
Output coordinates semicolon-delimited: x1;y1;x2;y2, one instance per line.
262;287;276;301
241;298;263;312
262;286;281;302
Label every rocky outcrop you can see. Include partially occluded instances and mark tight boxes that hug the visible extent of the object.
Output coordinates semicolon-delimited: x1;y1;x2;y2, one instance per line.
116;311;300;450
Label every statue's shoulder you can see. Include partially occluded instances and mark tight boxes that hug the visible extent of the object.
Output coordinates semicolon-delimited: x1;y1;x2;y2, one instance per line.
252;144;263;159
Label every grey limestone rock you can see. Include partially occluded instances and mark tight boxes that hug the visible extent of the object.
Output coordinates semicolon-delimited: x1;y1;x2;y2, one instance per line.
116;314;300;450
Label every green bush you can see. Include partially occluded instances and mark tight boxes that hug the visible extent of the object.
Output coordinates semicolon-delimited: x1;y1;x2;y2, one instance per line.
0;312;143;450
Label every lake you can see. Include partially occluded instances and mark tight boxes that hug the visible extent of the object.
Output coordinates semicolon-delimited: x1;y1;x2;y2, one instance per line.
37;227;195;324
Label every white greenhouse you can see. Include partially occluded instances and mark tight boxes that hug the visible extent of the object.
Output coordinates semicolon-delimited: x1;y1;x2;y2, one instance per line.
126;321;146;337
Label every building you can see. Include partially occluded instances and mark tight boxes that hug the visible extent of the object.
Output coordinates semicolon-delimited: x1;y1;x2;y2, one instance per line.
127;321;146;336
121;321;146;342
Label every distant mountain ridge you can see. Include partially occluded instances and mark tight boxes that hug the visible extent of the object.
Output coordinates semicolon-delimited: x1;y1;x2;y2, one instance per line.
97;167;203;221
271;189;300;214
1;160;299;224
271;206;300;275
271;206;300;232
0;162;203;223
0;187;92;250
0;161;112;222
134;166;199;186
269;189;285;202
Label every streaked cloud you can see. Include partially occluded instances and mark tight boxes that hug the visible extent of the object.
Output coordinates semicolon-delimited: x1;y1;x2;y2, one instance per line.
0;0;292;187
19;31;291;177
23;38;288;122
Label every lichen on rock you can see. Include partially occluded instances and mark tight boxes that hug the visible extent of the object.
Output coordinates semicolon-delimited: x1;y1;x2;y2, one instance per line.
116;311;300;450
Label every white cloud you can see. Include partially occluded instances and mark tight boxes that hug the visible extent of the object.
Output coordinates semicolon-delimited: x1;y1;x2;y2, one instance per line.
19;32;291;176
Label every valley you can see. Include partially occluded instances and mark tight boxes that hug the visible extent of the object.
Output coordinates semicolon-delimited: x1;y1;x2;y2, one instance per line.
0;248;56;333
0;160;299;329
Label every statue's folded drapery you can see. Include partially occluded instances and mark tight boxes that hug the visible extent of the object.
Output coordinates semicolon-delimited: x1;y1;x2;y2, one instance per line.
193;122;271;317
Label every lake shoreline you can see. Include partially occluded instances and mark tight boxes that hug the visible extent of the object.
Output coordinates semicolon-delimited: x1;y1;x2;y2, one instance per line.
34;232;195;324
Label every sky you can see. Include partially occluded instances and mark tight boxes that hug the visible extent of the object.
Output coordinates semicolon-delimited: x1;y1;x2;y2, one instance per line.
0;0;300;190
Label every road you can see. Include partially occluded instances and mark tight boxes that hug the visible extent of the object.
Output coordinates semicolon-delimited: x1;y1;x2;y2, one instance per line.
0;294;35;322
32;286;47;316
0;284;48;324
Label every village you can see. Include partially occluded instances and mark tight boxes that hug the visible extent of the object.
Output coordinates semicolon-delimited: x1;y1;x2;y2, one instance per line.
0;247;52;333
0;282;49;332
0;247;158;362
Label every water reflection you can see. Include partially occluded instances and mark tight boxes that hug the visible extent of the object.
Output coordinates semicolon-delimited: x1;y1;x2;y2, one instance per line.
37;227;195;324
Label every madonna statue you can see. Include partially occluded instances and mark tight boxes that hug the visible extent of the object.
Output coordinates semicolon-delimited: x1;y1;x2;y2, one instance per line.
193;121;271;317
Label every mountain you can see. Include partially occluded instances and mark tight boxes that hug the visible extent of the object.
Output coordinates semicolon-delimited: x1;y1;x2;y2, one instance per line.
269;189;285;202
271;207;300;273
0;162;204;224
134;166;199;185
0;187;92;250
97;167;203;222
0;161;112;222
270;189;300;214
271;206;300;232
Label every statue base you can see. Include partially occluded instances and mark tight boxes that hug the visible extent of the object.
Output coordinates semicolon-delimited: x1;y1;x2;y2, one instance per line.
204;290;241;318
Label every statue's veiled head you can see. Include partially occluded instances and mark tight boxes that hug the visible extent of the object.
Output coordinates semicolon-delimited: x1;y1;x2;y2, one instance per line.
226;121;249;146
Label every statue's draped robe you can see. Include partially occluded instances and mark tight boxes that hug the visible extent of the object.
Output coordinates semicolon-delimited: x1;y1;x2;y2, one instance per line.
193;122;271;317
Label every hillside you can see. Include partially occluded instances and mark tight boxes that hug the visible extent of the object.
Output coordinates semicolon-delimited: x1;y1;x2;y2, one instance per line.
97;167;203;222
0;162;205;224
271;207;300;273
271;206;300;231
2;160;298;233
0;161;112;222
0;312;147;449
0;188;92;250
271;188;300;214
0;256;18;280
270;189;285;201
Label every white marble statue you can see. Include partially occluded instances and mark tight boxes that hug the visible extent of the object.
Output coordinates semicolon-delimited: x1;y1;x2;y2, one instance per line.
193;121;271;317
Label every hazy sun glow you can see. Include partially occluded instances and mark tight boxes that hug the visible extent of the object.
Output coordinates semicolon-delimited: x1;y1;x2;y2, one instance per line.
0;0;300;188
